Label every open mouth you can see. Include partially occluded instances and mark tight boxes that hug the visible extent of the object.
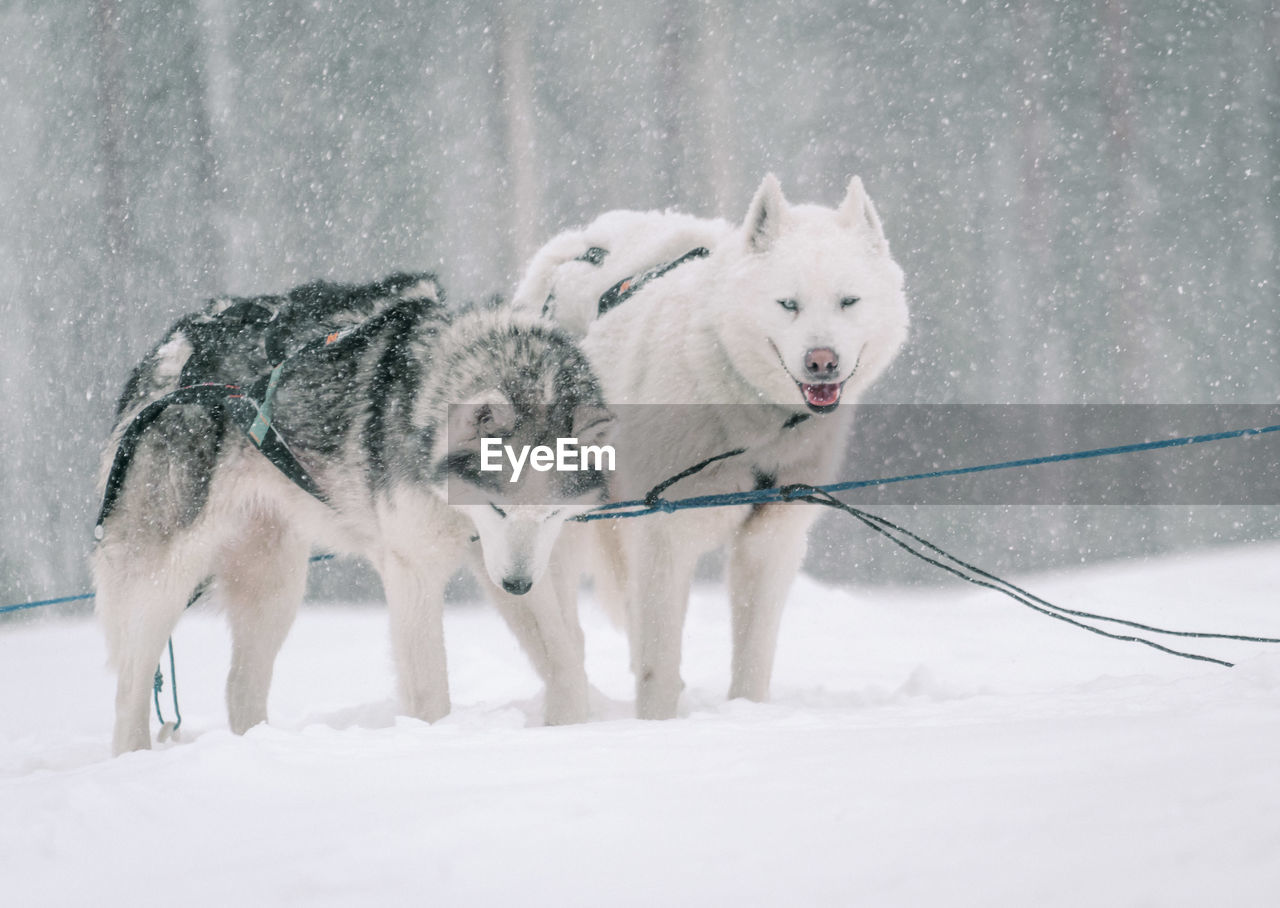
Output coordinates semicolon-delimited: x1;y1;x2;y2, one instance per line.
769;341;863;414
799;382;842;412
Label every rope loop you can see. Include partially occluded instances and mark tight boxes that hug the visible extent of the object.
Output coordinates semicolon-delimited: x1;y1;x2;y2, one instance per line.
779;482;821;502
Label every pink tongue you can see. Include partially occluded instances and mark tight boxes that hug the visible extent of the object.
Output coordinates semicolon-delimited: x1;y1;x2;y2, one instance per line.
802;383;841;407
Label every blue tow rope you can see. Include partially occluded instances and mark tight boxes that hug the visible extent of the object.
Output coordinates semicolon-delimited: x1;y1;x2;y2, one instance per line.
1;555;336;739
0;592;95;616
581;420;1280;520
2;423;1279;734
1;555;334;616
5;423;1280;611
153;637;181;739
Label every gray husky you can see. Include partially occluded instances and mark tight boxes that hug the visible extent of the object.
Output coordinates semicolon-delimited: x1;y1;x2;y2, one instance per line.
95;273;612;754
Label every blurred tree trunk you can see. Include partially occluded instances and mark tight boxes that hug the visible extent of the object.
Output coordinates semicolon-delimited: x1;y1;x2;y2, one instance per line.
94;0;130;306
1254;0;1279;395
1100;0;1162;400
658;0;735;215
657;0;690;208
694;1;734;215
188;0;229;296
985;8;1033;402
494;0;539;274
1014;0;1068;402
0;12;34;599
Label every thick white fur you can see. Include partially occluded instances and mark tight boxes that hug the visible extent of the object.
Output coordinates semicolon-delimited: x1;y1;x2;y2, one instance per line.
514;175;909;718
514;209;728;338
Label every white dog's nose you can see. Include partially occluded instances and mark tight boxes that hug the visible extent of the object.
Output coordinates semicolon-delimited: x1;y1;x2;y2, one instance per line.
804;347;839;378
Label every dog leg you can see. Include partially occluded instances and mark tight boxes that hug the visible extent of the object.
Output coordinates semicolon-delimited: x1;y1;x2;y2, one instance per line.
727;503;813;702
482;561;589;726
628;521;699;720
547;553;590;725
380;552;452;723
219;517;309;735
585;520;629;630
95;546;210;755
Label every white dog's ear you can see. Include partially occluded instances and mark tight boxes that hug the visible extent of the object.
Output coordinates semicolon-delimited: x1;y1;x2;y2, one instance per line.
743;173;787;254
838;175;889;253
448;390;515;451
571;404;616;447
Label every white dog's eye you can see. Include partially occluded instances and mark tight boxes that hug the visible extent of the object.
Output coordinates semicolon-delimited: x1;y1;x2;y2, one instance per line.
489;503;507;518
777;298;799;313
840;296;860;309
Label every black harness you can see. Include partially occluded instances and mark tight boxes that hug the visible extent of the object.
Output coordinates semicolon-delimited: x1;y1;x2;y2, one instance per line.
94;373;325;540
540;244;711;322
93;311;392;540
596;246;709;316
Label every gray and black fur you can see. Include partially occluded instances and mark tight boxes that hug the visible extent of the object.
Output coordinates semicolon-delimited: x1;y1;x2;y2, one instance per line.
96;272;613;754
101;273;446;533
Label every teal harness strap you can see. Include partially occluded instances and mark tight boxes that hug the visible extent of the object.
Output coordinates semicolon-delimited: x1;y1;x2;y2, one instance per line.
95;379;327;539
152;637;182;740
247;361;285;446
238;369;326;502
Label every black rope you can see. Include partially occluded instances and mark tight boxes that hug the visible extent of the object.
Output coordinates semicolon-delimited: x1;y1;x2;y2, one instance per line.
580;437;1280;668
642;447;746;509
798;488;1280;644
777;484;1271;667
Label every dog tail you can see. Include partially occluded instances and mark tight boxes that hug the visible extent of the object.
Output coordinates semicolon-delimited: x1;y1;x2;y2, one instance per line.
510;227;604;336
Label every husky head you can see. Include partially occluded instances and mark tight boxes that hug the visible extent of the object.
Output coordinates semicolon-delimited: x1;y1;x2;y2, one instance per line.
423;312;615;594
710;174;908;413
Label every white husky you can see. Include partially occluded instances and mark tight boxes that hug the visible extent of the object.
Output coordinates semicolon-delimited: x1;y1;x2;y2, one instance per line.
514;175;908;718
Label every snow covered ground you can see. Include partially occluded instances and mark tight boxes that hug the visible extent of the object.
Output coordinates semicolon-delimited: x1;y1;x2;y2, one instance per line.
3;542;1280;907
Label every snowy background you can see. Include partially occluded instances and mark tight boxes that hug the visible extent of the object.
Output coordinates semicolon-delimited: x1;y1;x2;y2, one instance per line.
0;0;1277;599
1;4;1279;902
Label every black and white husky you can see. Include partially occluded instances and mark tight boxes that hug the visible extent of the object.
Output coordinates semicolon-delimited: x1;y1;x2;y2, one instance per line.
514;176;909;718
94;273;612;754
